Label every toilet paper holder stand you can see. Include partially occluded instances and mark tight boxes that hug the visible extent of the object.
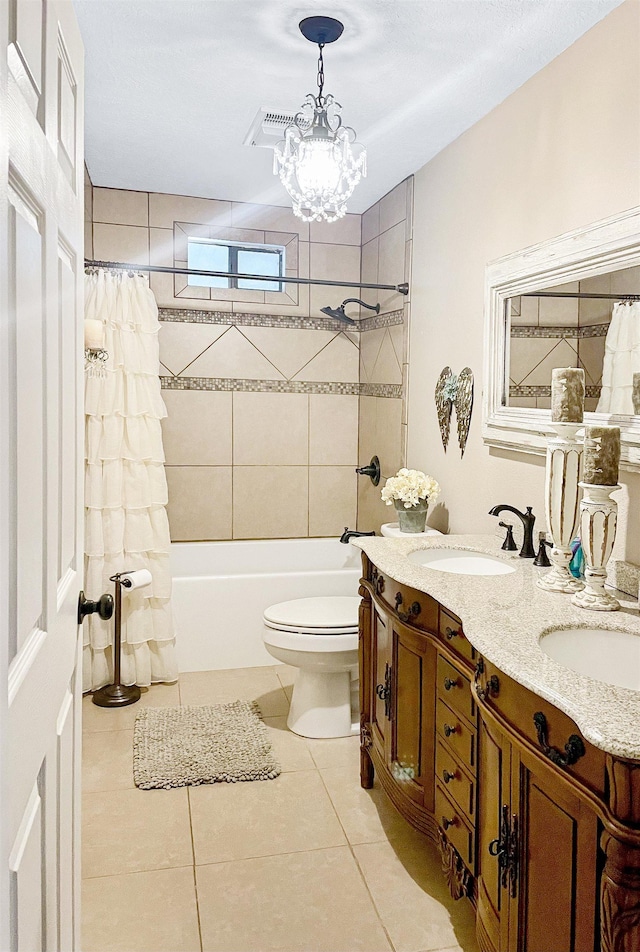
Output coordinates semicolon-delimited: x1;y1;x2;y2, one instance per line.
92;572;142;708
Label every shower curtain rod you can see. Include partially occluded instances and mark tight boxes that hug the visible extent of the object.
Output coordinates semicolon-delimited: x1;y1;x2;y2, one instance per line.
521;291;640;301
84;259;410;295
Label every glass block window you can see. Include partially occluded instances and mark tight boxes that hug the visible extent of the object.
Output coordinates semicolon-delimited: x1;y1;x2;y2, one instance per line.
187;238;285;291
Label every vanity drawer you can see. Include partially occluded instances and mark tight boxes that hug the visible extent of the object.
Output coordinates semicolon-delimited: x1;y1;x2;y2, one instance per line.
436;782;475;869
437;654;475;724
436;740;475;821
368;570;439;635
436;698;476;771
477;658;607;798
439;609;476;665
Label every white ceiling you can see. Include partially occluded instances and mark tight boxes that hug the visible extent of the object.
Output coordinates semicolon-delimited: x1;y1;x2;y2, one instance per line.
75;0;622;213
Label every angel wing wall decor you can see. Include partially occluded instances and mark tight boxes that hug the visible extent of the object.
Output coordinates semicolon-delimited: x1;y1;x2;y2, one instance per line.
434;367;474;456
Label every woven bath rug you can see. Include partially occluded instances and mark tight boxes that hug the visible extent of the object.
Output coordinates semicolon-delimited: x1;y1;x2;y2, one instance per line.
133;701;281;789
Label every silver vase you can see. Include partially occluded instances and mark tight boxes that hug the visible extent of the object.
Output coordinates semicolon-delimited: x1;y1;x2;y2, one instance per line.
394;499;429;533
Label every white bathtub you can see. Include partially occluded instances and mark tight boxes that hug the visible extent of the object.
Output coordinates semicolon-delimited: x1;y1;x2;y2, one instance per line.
170;538;363;672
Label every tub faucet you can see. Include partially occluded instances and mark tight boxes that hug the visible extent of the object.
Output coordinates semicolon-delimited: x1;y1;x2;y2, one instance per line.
488;505;536;558
340;528;375;544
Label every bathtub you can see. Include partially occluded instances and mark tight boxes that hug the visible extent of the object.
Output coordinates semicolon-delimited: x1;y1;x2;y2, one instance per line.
170;538;362;672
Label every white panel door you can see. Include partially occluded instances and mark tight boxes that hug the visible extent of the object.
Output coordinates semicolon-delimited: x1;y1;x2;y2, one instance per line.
1;2;85;949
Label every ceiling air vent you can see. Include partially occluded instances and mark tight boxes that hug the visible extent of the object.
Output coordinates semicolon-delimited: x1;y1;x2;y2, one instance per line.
243;108;310;148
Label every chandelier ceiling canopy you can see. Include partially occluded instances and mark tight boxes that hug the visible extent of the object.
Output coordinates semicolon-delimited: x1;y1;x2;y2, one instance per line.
273;16;367;224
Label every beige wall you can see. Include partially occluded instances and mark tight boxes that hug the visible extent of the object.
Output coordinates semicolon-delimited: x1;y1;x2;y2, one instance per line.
357;178;413;531
407;1;640;557
89;187;363;540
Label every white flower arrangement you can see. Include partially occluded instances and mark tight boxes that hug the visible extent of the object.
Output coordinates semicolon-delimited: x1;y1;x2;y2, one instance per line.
381;468;441;509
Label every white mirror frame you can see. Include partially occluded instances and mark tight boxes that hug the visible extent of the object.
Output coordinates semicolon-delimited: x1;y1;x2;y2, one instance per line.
483;206;640;469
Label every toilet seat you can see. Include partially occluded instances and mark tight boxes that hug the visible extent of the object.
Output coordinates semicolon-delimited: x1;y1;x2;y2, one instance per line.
263;596;359;634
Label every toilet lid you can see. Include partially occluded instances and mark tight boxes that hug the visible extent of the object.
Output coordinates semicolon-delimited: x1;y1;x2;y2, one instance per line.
263;596;360;630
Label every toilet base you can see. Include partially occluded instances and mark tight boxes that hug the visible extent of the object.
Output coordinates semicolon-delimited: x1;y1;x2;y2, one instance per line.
287;668;358;738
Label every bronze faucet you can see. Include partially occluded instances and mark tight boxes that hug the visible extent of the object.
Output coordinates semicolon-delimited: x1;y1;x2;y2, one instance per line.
489;505;536;558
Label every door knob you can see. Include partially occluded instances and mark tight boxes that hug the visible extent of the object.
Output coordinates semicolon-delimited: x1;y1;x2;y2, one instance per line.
78;591;114;624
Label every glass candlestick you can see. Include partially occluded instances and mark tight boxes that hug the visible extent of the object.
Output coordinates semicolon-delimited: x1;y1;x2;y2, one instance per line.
537;423;584;594
571;483;620;612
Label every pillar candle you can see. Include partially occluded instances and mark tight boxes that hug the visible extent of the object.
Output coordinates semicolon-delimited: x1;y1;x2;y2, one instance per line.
633;373;640;415
551;367;585;423
583;425;620;486
84;318;104;350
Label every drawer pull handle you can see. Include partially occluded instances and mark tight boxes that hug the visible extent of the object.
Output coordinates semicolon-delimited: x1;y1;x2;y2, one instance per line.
371;567;385;596
474;657;500;701
533;712;586;768
443;723;457;738
442;769;456;784
394;592;422;624
441;815;455;831
444;677;459;691
445;626;461;640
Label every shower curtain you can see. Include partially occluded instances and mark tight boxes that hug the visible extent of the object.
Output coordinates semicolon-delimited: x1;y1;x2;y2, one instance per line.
596;301;640;414
84;269;177;692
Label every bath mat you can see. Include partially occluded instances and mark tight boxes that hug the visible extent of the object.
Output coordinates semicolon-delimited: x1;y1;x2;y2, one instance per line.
133;701;281;789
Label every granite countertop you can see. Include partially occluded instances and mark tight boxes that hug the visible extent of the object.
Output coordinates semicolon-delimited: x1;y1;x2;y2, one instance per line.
353;533;640;760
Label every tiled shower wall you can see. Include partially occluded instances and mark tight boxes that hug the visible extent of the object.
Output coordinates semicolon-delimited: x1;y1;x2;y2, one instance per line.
357;179;412;531
87;180;357;540
87;177;413;540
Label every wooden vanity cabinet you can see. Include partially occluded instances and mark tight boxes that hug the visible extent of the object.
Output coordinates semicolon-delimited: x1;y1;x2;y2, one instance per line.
476;710;599;952
359;552;640;952
359;557;478;891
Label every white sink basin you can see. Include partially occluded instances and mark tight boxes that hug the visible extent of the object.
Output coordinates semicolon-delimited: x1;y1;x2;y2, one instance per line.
407;548;516;576
540;627;640;691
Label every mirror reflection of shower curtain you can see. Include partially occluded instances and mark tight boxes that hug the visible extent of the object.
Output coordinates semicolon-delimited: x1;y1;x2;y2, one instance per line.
84;269;178;691
596;301;640;415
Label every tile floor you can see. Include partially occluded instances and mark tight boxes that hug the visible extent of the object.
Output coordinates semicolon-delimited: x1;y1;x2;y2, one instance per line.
82;665;480;952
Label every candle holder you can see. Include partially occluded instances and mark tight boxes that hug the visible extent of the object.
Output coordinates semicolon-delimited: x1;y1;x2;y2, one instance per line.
537;423;584;594
571;483;620;612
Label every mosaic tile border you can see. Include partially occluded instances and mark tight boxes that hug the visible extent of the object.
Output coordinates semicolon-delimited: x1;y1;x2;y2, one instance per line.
158;307;346;332
510;323;609;339
359;308;404;332
158;306;404;333
509;384;601;398
360;382;403;398
161;376;403;398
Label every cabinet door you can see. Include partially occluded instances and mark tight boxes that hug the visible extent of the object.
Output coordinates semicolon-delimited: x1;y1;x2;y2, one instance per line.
371;604;391;762
510;747;599;952
477;715;512;952
390;621;437;811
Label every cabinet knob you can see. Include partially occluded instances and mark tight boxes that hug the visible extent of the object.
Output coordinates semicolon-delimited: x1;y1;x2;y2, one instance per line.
445;626;461;640
442;769;456;784
443;677;458;691
441;815;455;831
443;723;457;737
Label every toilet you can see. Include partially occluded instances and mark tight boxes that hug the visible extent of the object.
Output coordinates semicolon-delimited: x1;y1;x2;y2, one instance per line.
262;595;360;739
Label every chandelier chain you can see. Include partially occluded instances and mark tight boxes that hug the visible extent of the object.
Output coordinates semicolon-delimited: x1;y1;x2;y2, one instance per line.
316;44;325;100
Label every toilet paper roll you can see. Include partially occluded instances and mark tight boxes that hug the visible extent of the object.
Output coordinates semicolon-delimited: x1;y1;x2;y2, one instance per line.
119;569;152;591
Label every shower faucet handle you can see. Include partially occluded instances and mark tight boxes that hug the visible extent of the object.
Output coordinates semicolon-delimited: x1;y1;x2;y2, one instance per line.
355;456;381;486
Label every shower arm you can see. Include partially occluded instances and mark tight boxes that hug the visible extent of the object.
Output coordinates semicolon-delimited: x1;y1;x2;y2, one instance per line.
84;259;410;295
341;298;380;312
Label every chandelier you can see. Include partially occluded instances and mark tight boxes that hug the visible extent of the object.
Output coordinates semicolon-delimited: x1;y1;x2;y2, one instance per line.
273;16;366;223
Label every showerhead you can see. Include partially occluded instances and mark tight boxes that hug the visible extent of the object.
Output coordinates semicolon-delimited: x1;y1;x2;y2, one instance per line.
320;304;356;325
320;298;380;326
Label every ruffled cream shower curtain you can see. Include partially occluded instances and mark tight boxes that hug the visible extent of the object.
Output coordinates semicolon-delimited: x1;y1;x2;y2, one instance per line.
84;270;177;692
596;301;640;415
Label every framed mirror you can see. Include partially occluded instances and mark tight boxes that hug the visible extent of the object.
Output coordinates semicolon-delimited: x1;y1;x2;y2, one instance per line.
483;206;640;469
